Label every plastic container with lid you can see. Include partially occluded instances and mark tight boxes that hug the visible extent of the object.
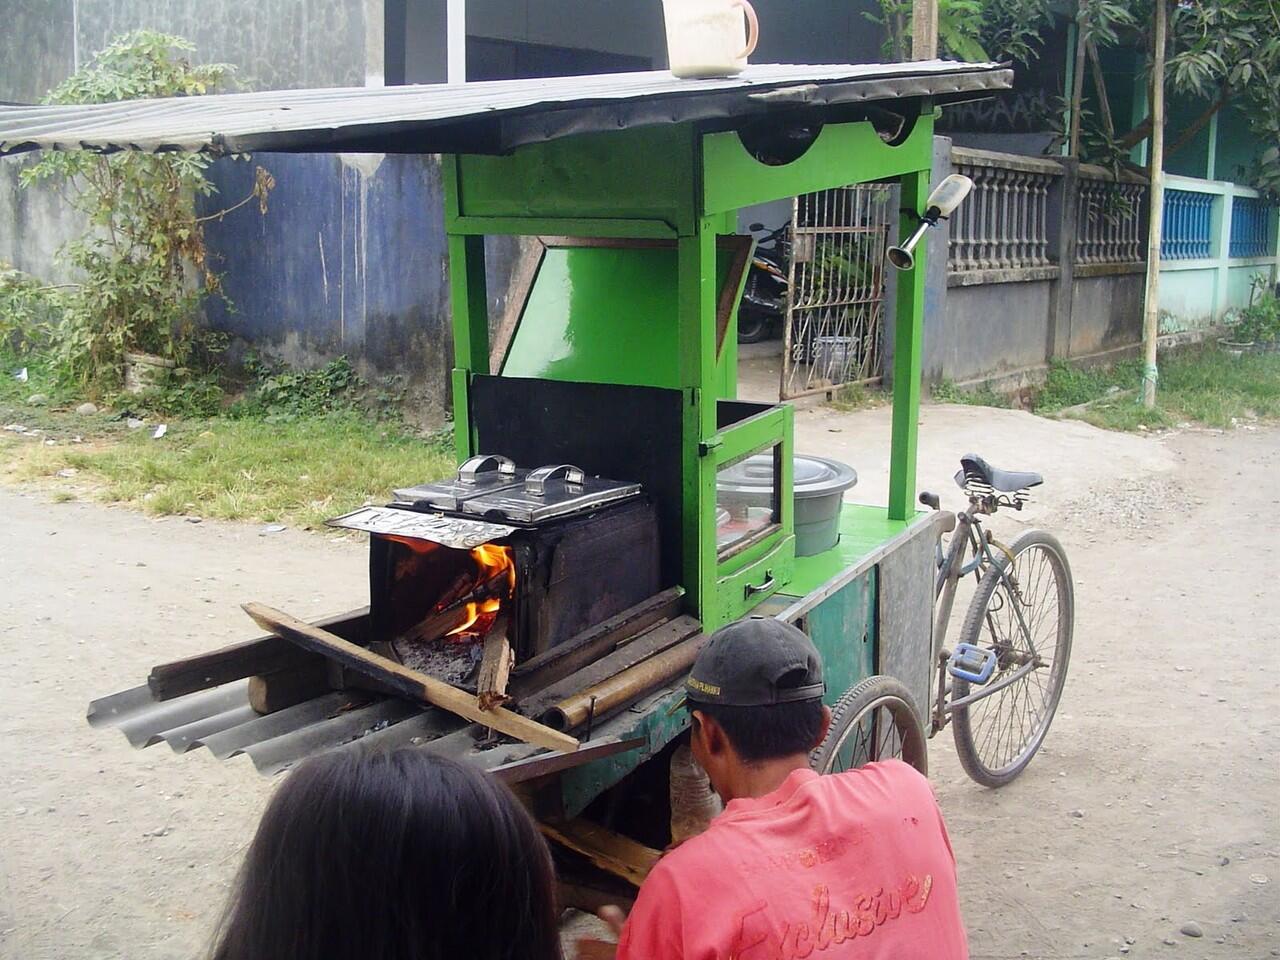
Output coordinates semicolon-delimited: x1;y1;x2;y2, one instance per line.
716;453;857;557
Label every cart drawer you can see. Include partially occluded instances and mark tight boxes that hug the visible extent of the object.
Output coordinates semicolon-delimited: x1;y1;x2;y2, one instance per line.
711;534;795;627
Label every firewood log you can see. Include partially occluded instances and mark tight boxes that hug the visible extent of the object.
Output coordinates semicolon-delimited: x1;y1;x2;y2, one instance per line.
476;617;515;712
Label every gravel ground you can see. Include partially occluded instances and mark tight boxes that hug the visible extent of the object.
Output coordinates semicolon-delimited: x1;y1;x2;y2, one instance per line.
0;413;1276;959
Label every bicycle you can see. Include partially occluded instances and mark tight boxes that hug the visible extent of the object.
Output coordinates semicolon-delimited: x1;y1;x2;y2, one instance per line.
811;454;1074;788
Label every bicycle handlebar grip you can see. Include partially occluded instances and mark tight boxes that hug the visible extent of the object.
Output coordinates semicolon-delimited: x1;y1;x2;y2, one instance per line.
919;491;941;511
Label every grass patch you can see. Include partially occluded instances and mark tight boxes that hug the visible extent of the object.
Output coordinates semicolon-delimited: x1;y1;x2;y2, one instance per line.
827;382;886;412
1038;347;1280;431
1033;359;1141;413
5;413;454;530
1;347;454;531
931;378;1011;408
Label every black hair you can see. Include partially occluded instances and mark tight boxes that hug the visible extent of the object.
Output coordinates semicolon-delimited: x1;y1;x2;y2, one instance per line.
693;697;826;763
210;747;562;960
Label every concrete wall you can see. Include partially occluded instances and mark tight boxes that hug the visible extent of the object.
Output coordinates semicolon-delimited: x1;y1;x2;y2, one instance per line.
1068;271;1145;357
905;139;1157;386
0;1;76;105
940;281;1055;379
1157;175;1280;331
200;152;456;420
1157;267;1218;332
0;155;88;284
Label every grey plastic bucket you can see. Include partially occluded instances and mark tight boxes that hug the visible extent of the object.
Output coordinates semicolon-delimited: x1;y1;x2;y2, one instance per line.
716;454;858;557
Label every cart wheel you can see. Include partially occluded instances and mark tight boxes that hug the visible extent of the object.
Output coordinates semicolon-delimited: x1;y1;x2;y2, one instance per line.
810;675;928;776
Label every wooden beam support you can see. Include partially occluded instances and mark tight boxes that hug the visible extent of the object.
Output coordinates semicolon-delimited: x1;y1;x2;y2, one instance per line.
248;659;332;714
243;602;579;754
540;819;661;889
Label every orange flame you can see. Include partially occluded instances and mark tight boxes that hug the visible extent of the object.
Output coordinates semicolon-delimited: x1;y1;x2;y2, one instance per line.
444;543;515;639
472;543;517;593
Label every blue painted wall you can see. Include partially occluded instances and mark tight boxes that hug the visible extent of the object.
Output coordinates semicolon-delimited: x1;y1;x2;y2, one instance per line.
200;152;455;421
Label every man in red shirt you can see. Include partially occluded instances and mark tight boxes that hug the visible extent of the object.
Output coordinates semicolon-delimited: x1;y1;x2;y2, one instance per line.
597;616;967;960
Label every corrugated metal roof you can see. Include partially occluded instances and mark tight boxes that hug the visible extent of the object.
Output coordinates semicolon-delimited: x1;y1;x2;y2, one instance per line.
0;61;1011;156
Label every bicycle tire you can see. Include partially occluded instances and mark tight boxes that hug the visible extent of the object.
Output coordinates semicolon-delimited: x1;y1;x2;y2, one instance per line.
952;529;1074;787
811;675;928;777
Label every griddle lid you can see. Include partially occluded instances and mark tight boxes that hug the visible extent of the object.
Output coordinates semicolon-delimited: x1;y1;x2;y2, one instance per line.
393;454;526;510
461;463;641;523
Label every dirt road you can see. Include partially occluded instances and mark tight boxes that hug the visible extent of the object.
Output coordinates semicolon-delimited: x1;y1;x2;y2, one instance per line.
1;412;1277;959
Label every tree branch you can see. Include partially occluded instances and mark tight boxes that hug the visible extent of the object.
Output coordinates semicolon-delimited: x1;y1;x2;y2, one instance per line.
1165;86;1229;159
1115;116;1153;151
1086;40;1115;137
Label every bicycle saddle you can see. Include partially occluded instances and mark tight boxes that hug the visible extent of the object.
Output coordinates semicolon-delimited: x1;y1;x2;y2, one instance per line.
954;454;1044;493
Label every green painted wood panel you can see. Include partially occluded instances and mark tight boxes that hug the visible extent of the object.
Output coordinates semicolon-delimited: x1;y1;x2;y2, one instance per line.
701;116;936;215
501;245;739;389
806;570;878;708
455;126;697;234
784;503;917;598
560;684;691;820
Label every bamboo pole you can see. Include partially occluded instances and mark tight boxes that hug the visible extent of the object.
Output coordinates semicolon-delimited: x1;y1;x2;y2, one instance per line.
911;0;938;60
1141;0;1167;409
1068;5;1088;158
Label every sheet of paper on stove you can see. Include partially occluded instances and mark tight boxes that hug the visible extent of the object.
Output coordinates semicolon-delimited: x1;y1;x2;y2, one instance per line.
325;506;516;549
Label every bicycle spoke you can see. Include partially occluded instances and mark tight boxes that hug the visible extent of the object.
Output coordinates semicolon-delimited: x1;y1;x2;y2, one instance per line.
961;542;1067;774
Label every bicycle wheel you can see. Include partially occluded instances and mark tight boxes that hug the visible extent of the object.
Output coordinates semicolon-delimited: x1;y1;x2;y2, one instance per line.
952;529;1073;787
811;675;928;776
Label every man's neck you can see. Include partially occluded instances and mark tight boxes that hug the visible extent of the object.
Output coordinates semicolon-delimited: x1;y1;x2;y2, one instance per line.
725;753;812;802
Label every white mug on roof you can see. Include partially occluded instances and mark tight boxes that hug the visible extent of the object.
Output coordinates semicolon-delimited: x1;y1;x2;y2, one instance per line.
662;0;760;79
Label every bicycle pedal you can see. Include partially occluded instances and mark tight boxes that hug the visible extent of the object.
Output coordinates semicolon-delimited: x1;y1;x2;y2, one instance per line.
948;643;997;684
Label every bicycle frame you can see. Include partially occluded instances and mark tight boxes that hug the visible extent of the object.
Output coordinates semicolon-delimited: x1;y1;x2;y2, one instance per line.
926;496;1043;735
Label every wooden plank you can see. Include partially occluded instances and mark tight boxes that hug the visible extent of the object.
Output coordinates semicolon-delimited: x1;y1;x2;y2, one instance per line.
519;615;702;719
476;621;515;712
510;587;684;695
147;607;369;701
242;603;579;754
540;819;661;889
247;659;332;715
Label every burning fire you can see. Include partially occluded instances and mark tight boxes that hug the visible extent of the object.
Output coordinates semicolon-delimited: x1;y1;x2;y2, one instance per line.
445;543;516;640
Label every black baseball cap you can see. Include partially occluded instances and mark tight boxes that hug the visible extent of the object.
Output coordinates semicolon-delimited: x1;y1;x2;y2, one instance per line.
683;616;826;708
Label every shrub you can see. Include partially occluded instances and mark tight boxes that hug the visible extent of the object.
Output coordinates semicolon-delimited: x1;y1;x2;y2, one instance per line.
19;31;272;396
1229;291;1280;345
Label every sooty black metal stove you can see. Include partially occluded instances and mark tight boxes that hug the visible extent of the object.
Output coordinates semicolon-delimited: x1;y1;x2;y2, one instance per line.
329;456;661;685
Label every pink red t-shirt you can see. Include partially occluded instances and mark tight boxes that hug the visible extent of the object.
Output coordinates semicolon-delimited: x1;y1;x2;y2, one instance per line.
615;760;965;960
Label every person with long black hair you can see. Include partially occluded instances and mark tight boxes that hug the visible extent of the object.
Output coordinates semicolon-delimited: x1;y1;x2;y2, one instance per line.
210;747;563;960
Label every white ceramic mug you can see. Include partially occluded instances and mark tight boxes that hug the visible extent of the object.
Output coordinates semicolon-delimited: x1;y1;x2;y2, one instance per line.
661;0;760;79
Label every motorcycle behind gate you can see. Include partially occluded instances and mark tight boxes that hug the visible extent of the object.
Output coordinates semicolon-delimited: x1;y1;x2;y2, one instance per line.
738;222;789;343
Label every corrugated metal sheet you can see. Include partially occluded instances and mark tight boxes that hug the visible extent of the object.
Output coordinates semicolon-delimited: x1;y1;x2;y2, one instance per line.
87;681;533;776
0;62;1011;156
86;676;664;779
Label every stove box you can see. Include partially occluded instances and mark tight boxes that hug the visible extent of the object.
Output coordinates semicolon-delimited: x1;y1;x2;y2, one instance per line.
355;458;661;667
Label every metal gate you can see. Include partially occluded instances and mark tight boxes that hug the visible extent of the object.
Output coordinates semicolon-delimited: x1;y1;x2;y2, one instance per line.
780;183;894;399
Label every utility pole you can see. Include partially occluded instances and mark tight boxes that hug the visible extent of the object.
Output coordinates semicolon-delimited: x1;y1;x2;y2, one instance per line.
911;0;938;60
1141;0;1167;409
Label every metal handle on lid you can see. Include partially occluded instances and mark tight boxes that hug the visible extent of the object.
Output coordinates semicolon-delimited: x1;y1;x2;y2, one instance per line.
458;454;516;485
525;464;586;496
744;572;775;599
